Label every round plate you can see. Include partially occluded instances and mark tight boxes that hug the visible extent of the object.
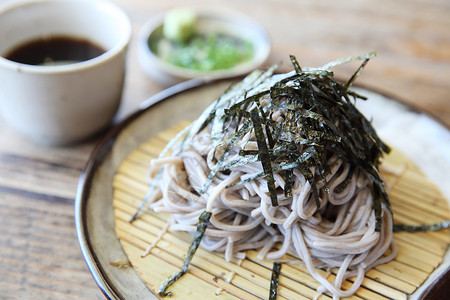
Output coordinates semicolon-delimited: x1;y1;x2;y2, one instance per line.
75;78;450;300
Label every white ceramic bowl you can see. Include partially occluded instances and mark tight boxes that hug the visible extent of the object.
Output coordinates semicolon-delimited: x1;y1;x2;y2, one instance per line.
137;8;271;86
0;0;131;145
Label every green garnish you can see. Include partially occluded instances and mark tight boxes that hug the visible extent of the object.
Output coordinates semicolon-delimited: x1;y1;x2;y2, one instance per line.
163;8;197;43
156;33;254;71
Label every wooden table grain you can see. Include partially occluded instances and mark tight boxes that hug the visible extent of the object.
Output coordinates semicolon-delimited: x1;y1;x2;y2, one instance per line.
0;0;448;299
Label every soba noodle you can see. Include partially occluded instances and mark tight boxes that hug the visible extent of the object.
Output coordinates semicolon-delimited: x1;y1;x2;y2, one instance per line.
144;56;397;299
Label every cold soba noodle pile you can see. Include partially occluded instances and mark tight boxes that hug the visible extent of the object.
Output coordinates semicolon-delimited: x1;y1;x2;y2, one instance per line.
141;54;398;299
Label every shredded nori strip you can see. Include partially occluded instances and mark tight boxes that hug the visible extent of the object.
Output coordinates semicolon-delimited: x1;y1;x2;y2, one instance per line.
269;262;282;300
250;107;278;206
158;211;212;296
393;220;450;232
290;54;302;74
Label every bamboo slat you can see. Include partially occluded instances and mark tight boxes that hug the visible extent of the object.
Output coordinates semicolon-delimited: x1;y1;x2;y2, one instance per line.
112;124;450;299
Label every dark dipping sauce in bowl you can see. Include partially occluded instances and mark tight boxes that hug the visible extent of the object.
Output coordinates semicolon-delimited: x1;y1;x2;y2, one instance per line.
4;36;105;66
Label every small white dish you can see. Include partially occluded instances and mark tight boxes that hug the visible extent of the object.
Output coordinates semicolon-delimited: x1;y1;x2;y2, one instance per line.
137;8;271;86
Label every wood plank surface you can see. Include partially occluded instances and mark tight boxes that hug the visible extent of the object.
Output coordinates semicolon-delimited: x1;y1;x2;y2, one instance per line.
112;124;450;299
0;0;449;299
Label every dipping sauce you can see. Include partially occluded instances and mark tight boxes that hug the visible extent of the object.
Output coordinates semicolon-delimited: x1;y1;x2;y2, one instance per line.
4;36;105;66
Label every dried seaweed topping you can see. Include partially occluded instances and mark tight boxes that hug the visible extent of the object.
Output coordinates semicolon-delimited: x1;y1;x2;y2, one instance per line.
158;211;212;296
250;107;278;206
393;220;450;232
195;53;390;230
269;262;282;300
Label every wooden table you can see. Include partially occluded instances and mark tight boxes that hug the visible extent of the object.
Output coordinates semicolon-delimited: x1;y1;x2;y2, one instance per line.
0;0;448;299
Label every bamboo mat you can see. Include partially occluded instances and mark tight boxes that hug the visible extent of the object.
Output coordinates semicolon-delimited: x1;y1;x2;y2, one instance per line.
112;122;450;300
